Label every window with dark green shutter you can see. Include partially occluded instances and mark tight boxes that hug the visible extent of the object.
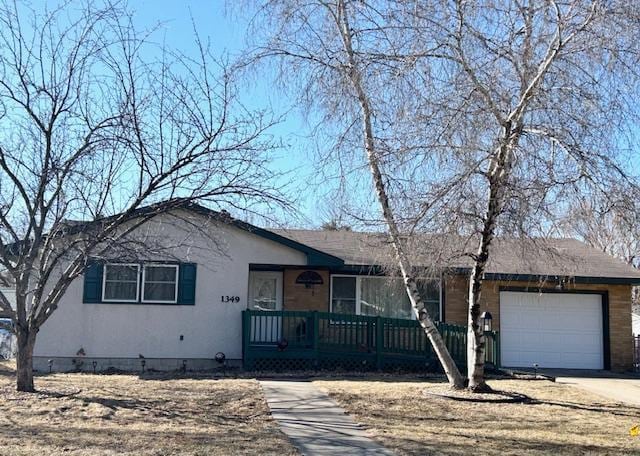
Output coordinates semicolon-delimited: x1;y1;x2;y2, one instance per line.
83;262;104;303
83;261;197;305
177;263;197;305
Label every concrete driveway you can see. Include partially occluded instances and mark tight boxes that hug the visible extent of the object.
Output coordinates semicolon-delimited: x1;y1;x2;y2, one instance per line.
543;370;640;406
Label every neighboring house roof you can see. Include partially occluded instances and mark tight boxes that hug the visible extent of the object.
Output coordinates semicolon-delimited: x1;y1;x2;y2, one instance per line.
270;229;640;284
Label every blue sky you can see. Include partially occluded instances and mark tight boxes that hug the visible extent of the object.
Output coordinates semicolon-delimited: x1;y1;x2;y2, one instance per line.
131;1;331;227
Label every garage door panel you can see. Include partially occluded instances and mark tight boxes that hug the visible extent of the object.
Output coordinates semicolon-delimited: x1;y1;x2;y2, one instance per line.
500;291;603;369
545;314;575;331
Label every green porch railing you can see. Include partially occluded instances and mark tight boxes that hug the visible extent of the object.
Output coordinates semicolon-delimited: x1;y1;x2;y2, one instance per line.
242;310;500;371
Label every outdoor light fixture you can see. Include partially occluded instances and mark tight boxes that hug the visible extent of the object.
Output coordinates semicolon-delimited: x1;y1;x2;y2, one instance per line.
140;359;146;373
277;338;289;351
215;352;227;376
533;363;539;377
480;311;493;332
214;352;226;364
182;359;187;373
92;361;97;374
47;359;53;373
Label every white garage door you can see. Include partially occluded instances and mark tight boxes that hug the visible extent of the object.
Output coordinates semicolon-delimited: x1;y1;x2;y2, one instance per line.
500;291;603;369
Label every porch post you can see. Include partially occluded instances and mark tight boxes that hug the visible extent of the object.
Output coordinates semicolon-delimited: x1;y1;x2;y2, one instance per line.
376;316;383;370
312;311;319;366
242;310;251;370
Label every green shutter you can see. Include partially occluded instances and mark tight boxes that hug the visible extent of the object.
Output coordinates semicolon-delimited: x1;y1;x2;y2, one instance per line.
83;262;103;303
177;263;197;305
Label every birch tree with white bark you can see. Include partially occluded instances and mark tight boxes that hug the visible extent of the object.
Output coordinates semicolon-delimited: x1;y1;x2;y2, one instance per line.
243;0;640;390
0;1;286;392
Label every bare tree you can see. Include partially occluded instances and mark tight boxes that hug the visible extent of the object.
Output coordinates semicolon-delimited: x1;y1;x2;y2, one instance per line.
243;0;467;388
406;0;640;390
243;0;640;390
562;186;640;268
561;185;640;311
0;1;285;392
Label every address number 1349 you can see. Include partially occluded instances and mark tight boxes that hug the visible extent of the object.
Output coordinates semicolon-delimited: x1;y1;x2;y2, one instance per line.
221;296;240;303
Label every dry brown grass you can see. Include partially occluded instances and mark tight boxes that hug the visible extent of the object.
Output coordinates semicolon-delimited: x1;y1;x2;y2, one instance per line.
0;361;297;456
314;377;640;455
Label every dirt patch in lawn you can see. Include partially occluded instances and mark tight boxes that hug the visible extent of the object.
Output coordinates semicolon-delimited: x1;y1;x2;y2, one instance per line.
314;377;640;455
0;361;297;455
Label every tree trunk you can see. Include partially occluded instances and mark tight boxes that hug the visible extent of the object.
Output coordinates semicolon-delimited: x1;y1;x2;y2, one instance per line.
466;128;514;391
467;253;490;392
466;199;499;392
16;328;36;392
335;0;465;389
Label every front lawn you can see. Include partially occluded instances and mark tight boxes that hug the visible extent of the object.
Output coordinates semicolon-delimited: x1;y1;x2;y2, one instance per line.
0;361;297;455
314;377;640;455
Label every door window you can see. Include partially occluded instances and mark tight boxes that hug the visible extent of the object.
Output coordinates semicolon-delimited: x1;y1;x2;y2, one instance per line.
249;272;282;311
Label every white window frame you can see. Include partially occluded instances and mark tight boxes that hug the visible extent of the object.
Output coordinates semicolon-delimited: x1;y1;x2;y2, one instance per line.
330;274;360;315
102;263;141;303
141;264;179;304
329;274;442;320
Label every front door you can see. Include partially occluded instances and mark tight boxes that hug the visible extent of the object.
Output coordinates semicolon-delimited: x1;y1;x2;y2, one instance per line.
248;271;283;311
248;271;283;343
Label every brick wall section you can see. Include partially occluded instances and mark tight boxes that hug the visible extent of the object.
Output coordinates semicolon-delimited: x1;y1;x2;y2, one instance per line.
282;269;329;312
444;275;634;371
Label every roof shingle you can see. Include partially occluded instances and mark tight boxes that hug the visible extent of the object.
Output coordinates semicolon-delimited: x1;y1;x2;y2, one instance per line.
271;229;640;281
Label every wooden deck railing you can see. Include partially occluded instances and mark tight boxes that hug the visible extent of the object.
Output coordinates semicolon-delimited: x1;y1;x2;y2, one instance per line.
242;310;500;371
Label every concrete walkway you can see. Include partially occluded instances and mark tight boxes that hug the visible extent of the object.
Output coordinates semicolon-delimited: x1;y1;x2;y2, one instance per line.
260;380;393;456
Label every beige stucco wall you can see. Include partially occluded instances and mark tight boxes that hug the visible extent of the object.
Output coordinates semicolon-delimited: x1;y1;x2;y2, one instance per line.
444;275;634;372
34;211;308;361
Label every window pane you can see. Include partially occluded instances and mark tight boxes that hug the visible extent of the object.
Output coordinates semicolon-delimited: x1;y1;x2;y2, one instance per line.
105;265;138;281
252;278;277;310
360;278;412;319
144;282;177;301
331;277;357;314
104;281;137;301
332;277;356;299
418;280;440;321
145;266;177;282
332;298;356;314
418;280;439;302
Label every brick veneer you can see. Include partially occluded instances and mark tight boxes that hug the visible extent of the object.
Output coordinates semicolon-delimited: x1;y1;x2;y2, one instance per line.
282;268;329;312
444;275;634;372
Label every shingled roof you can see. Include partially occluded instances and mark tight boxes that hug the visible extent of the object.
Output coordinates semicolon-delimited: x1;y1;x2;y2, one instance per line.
271;229;640;284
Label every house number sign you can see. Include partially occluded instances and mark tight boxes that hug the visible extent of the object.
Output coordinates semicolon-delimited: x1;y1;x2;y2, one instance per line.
221;296;240;303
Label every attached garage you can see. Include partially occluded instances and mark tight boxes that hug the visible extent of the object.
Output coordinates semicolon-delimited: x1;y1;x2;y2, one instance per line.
500;291;605;369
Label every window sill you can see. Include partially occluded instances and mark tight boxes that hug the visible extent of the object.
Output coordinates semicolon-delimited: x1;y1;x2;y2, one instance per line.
83;301;195;306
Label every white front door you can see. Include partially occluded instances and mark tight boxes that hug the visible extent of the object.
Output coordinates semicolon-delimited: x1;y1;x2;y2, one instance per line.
248;271;283;311
500;291;604;369
248;271;283;343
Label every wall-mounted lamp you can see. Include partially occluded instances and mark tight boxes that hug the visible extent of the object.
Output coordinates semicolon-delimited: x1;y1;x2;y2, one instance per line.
480;311;493;332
